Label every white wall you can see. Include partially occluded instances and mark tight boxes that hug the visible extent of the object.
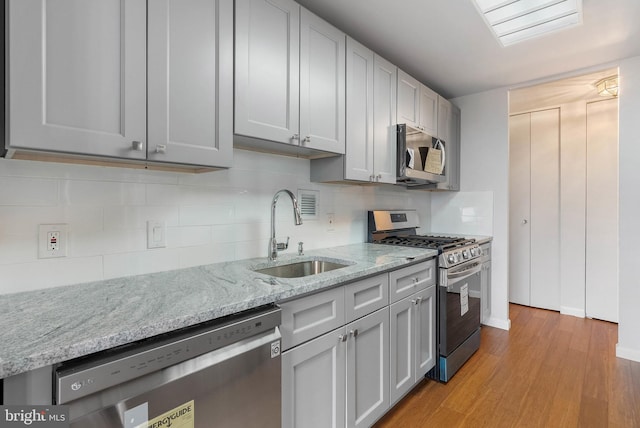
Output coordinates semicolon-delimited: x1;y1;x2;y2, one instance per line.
434;88;511;330
438;56;640;360
617;56;640;362
0;149;431;295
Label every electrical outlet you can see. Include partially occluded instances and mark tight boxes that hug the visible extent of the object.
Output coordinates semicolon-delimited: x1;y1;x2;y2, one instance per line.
327;213;335;232
39;224;68;258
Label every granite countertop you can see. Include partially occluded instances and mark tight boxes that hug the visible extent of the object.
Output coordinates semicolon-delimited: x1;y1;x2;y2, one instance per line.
0;243;437;379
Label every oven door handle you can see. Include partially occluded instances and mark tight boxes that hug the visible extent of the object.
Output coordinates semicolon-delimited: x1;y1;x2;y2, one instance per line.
445;262;482;287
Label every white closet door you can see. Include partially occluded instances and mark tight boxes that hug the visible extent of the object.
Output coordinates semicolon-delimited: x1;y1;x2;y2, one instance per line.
508;113;532;306
529;108;561;310
586;99;619;322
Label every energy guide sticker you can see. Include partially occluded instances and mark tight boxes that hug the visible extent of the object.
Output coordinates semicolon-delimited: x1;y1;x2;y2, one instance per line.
137;400;194;428
460;284;469;316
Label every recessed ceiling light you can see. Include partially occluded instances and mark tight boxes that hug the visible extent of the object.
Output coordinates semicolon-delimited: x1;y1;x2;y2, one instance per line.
472;0;583;47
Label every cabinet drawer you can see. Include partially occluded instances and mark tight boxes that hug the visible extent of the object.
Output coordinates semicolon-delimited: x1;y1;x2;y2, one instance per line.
279;286;345;351
388;260;436;303
345;274;389;323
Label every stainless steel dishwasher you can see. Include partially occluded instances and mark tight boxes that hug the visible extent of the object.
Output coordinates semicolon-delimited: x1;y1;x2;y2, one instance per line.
54;305;282;428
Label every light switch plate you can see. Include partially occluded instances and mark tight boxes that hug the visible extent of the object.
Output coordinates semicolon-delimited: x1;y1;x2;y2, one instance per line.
38;224;68;258
147;220;166;249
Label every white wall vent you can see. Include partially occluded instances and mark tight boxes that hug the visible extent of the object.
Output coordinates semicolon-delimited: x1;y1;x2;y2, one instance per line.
297;189;319;219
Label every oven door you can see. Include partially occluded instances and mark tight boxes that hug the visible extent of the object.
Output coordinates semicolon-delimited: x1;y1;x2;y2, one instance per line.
439;259;482;356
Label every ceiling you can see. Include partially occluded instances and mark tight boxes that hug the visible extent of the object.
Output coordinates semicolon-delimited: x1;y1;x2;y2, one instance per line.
296;0;640;99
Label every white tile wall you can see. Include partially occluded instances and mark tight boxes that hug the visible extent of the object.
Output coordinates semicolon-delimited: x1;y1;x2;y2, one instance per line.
0;150;432;294
430;191;494;236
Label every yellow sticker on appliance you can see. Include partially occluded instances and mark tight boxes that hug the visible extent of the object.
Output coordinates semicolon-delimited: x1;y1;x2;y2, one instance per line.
138;400;194;428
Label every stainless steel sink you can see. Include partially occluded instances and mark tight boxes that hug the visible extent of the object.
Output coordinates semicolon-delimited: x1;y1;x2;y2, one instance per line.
253;259;351;278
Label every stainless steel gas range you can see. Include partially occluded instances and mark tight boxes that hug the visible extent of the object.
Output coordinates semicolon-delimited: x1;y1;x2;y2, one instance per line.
368;210;482;382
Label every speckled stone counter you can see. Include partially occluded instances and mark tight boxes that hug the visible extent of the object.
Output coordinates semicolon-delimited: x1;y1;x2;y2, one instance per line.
0;243;437;379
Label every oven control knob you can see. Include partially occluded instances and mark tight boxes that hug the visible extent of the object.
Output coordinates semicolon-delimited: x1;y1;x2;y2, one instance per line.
470;247;477;257
448;254;455;263
462;250;469;259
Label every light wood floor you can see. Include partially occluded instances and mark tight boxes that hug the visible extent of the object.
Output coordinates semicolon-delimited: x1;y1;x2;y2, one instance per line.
374;304;640;428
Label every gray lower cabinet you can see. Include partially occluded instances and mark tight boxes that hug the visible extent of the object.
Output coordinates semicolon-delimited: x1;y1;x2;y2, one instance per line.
480;242;492;324
282;326;347;428
389;285;436;405
346;307;390;428
280;259;436;427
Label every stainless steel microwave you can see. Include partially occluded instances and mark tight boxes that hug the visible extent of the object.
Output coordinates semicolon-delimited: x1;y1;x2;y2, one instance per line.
396;124;446;187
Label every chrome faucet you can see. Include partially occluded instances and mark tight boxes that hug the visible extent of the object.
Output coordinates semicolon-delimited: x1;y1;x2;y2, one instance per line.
269;189;303;261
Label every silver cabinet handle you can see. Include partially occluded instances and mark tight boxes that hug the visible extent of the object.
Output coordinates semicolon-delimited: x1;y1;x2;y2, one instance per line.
338;334;347;342
155;144;167;154
522;219;528;224
291;134;299;142
131;141;143;151
416;297;423;304
303;136;311;143
350;329;358;338
376;174;382;181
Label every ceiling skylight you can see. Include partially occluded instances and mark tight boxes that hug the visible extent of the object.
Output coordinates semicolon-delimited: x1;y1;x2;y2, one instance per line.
472;0;583;46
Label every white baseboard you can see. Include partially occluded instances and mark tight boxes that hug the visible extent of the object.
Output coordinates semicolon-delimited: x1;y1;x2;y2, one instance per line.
482;316;511;330
616;344;640;362
560;306;585;318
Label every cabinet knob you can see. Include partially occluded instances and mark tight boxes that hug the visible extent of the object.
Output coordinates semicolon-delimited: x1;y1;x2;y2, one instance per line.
376;174;382;181
155;144;167;154
522;219;528;225
131;141;144;151
350;329;359;338
303;136;311;144
291;134;299;142
338;334;347;342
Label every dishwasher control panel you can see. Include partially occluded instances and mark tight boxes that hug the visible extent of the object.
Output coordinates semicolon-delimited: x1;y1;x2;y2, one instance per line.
55;306;281;404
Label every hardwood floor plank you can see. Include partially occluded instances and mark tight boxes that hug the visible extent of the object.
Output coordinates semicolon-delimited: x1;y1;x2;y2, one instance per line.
374;304;640;428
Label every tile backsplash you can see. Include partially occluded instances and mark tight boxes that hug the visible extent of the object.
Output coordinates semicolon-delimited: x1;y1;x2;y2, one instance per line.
430;191;494;236
0;150;431;294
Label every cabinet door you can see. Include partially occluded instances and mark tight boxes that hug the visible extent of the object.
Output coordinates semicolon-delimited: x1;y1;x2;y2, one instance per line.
414;285;436;379
481;261;492;324
389;260;436;303
279;286;345;351
373;55;398;184
389;297;415;405
147;0;233;167
397;70;420;129
282;327;347;428
8;0;146;159
346;308;389;428
235;0;299;145
345;273;389;323
344;37;374;181
299;9;345;154
419;85;438;136
436;98;460;191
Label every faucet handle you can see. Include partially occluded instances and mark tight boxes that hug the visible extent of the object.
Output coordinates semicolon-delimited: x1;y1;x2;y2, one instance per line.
276;236;290;251
298;241;304;256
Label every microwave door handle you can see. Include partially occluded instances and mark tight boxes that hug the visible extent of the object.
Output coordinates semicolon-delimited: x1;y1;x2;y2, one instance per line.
435;139;446;173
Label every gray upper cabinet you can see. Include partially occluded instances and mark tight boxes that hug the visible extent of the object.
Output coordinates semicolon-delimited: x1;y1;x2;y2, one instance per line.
147;0;233;167
7;0;233;168
310;38;396;184
235;0;345;155
299;8;345;154
397;69;438;137
436;96;460;191
7;0;147;160
372;54;398;184
234;0;300;146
